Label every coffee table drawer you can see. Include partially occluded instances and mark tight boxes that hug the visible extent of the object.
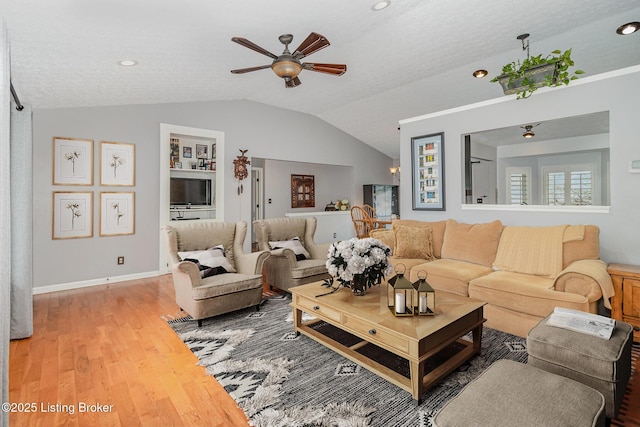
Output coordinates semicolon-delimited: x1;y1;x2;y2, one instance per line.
343;314;409;354
295;296;342;323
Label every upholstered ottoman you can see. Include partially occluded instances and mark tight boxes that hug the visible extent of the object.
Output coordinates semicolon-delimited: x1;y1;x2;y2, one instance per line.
433;360;605;427
527;315;633;419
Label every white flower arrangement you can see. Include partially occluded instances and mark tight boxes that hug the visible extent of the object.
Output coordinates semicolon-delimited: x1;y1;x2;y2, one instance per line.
326;237;393;291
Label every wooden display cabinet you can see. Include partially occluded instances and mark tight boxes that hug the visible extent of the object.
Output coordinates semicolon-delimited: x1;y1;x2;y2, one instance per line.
608;263;640;342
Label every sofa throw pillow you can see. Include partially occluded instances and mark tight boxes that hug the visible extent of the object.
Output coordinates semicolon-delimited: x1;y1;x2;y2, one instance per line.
178;245;236;277
269;237;311;261
369;229;396;254
394;224;435;260
440;219;503;267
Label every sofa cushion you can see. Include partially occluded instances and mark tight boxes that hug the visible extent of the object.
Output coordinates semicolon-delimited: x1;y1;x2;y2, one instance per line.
389;257;430;277
192;273;263;300
440;219;503;267
411;259;493;297
290;259;329;279
178;245;236;275
394;224;435;260
469;271;591;318
392;220;447;258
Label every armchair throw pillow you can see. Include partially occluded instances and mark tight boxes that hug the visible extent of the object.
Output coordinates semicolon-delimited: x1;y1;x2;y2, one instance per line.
269;236;311;261
178;245;236;277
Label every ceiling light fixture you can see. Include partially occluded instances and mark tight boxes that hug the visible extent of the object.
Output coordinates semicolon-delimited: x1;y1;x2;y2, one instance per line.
521;124;539;138
372;0;391;11
616;22;640;35
473;69;488;78
117;60;138;67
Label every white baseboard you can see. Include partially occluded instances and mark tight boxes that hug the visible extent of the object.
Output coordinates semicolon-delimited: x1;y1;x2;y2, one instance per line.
33;270;162;295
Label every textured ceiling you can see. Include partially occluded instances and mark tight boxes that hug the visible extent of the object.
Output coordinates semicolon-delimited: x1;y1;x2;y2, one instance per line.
2;0;640;157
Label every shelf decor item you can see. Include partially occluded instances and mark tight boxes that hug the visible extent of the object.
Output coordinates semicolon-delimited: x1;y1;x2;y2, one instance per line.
491;33;583;99
387;263;414;316
100;141;135;186
326;237;393;296
52;137;94;185
413;270;435;316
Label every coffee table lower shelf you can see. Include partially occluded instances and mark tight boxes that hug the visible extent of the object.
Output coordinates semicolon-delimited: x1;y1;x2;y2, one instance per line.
294;317;484;403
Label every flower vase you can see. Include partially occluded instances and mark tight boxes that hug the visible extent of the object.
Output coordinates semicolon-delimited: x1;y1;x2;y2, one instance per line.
352;274;367;296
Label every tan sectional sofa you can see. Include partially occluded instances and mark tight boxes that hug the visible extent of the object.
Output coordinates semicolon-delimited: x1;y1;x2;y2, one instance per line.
371;219;613;337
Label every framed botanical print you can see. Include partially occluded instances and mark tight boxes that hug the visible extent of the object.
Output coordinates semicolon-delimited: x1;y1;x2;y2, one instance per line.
52;191;93;239
100;141;135;186
291;174;315;208
412;132;445;211
100;192;135;236
52;137;93;185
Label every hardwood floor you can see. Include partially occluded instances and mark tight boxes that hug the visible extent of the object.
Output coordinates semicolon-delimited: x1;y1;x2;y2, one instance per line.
9;275;249;427
9;275;640;426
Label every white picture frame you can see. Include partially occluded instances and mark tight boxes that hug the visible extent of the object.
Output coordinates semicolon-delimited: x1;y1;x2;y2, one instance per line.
100;141;135;186
52;137;94;185
100;192;135;236
52;192;93;239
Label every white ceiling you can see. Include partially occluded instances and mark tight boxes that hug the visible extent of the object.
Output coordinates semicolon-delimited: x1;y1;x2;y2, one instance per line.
2;0;639;158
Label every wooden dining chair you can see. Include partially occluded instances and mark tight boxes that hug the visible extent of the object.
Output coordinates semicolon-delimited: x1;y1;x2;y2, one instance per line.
363;204;387;230
350;205;374;238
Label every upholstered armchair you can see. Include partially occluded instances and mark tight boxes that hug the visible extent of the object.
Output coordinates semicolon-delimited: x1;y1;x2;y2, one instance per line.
162;220;269;326
253;217;330;292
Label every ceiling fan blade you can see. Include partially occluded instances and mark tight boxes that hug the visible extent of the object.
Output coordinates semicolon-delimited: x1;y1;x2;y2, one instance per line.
302;63;347;76
285;77;302;88
231;37;278;59
293;32;330;59
230;65;272;74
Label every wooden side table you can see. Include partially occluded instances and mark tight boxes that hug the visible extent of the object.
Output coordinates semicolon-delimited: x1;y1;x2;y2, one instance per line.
608;263;640;342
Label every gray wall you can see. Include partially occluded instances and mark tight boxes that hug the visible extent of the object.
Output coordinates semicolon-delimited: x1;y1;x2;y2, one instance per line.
399;68;640;264
262;159;353;218
33;100;392;288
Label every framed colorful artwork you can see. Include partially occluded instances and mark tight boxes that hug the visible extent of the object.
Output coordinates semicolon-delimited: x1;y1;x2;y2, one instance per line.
412;132;445;211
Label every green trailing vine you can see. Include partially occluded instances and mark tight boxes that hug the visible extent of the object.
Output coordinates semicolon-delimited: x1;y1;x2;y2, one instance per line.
491;48;584;99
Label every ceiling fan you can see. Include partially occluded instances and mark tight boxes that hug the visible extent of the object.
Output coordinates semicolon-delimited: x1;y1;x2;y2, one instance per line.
230;32;347;88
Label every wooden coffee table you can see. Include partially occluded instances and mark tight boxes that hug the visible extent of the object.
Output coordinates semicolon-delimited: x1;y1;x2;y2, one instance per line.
290;281;485;403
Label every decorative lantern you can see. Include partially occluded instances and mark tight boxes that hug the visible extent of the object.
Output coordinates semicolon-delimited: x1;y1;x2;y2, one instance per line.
387;264;414;316
413;270;435;316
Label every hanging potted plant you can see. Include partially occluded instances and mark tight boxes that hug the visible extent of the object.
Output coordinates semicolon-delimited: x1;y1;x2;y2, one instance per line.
491;34;584;99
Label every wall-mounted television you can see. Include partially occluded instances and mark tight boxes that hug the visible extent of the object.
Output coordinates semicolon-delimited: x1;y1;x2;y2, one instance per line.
170;177;212;207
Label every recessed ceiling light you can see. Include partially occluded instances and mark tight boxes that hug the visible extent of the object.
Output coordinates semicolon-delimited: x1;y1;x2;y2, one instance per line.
372;1;391;11
473;69;488;78
118;60;138;67
616;22;640;35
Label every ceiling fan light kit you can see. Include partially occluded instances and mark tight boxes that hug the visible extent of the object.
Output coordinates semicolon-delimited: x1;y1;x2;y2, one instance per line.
521;124;539;138
490;33;584;99
231;32;346;88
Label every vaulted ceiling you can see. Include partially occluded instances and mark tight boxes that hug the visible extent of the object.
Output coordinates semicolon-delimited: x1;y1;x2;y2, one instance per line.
2;0;639;158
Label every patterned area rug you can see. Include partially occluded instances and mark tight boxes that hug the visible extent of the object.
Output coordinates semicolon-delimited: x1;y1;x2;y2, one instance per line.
167;294;532;426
